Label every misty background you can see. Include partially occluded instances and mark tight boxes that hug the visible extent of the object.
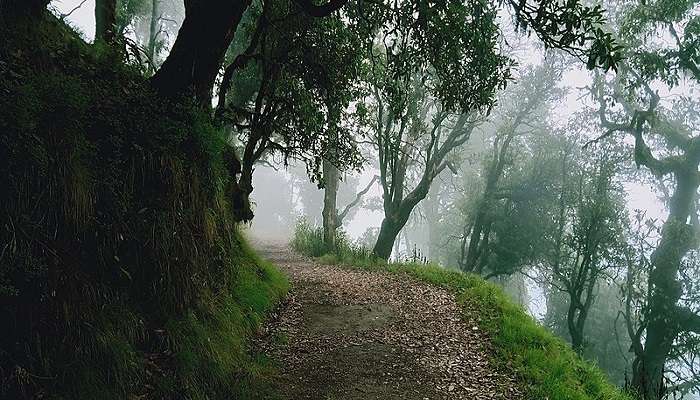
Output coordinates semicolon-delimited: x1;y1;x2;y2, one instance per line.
47;1;699;397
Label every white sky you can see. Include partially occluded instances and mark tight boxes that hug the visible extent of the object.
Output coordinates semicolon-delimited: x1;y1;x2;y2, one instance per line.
51;0;96;40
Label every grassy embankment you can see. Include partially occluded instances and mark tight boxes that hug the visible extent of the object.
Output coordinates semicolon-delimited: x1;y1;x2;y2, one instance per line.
291;221;633;400
0;12;287;399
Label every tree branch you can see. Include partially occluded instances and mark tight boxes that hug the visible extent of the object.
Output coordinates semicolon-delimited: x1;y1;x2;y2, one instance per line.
337;175;379;224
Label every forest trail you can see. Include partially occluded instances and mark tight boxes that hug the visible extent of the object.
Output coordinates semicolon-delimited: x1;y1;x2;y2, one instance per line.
253;241;521;400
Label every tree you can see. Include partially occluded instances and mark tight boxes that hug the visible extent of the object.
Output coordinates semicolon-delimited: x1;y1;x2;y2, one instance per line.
359;0;512;256
457;63;564;274
590;0;700;395
150;0;347;106
214;0;363;221
369;78;481;259
95;0;117;43
545;146;627;354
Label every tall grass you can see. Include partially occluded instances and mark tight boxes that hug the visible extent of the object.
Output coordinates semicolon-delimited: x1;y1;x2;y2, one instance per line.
290;221;632;400
290;219;375;265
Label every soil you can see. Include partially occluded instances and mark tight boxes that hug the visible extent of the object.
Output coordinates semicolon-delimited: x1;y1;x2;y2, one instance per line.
253;242;521;400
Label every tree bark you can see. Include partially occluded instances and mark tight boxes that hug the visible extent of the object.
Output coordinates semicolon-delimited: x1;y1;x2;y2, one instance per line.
373;217;402;260
146;0;160;74
95;0;117;43
223;146;255;222
322;160;339;250
151;0;252;106
567;297;587;355
372;178;432;260
463;210;488;272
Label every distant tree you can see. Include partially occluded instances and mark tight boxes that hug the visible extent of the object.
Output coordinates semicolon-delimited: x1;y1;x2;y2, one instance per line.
457;63;564;274
321;159;377;250
544;146;627;354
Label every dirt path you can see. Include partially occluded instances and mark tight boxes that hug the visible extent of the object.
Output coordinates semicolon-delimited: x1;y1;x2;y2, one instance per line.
254;242;521;400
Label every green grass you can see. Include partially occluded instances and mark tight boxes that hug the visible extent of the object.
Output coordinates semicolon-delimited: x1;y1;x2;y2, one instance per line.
156;238;289;399
292;224;633;400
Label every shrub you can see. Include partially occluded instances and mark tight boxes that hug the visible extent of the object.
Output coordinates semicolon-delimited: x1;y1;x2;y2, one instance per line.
291;219;376;265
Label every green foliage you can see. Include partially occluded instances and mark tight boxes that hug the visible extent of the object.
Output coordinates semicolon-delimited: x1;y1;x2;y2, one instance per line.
0;14;287;399
350;0;512;115
291;219;376;265
221;0;365;182
292;223;631;400
157;246;288;399
619;0;699;87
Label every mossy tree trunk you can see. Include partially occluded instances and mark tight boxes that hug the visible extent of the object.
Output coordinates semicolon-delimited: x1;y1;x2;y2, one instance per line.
632;171;699;399
322;160;339;251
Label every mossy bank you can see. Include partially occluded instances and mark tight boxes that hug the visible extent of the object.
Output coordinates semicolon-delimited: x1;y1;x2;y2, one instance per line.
0;11;287;400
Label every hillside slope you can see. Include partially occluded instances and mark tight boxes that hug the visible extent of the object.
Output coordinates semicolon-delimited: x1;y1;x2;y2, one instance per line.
0;12;287;399
288;230;633;400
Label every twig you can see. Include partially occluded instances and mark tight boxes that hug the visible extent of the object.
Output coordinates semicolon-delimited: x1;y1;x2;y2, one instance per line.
60;0;88;20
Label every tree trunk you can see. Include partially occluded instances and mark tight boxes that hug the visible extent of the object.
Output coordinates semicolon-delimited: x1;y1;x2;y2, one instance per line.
463;210;487;272
322;160;339;251
373;220;398;260
372;204;415;260
146;0;160;74
223;147;254;222
373;180;430;260
632;171;699;400
567;300;586;354
151;0;251;106
95;0;117;43
424;185;440;261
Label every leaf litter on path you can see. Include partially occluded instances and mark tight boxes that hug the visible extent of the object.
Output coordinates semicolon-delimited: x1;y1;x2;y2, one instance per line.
254;242;521;400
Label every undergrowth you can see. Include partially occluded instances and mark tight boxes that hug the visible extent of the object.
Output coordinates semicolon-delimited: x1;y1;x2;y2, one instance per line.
0;11;287;399
291;222;633;400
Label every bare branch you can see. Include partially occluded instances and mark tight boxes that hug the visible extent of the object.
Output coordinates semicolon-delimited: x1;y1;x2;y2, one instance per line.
60;0;88;20
337;175;379;224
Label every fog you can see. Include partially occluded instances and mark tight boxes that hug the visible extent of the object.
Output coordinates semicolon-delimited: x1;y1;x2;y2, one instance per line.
48;1;700;397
